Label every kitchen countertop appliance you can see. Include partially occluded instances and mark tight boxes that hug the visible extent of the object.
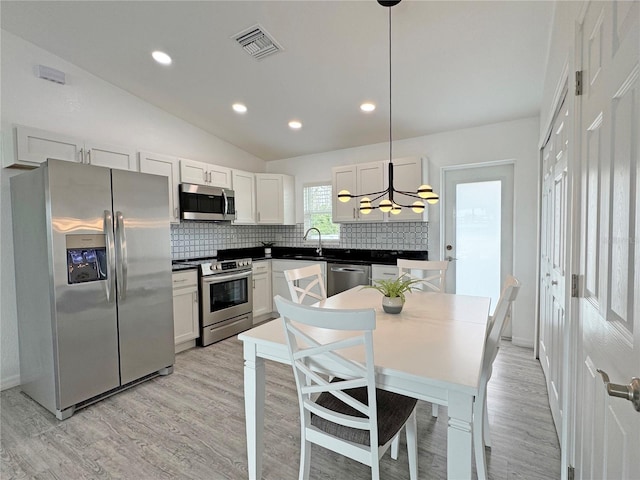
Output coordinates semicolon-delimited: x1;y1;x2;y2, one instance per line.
327;263;372;297
189;258;253;346
10;159;175;420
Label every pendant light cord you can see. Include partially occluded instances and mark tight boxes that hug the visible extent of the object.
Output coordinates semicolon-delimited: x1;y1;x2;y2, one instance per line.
388;6;392;165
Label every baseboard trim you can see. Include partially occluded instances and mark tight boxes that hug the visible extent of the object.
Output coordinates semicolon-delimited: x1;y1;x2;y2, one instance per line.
1;374;21;391
511;336;534;348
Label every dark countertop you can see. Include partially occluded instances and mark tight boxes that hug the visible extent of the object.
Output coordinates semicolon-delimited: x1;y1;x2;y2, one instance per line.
217;246;428;266
173;247;427;271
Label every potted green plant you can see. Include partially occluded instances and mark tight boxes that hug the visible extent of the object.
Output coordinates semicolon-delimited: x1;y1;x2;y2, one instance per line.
362;274;421;314
261;241;275;257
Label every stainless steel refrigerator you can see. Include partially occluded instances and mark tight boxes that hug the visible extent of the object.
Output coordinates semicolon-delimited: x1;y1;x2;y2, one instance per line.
11;159;175;420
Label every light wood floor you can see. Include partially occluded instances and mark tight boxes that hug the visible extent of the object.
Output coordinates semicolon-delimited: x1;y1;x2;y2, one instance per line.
1;338;560;479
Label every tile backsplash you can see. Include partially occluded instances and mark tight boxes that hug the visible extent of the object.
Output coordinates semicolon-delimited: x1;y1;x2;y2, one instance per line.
171;222;428;259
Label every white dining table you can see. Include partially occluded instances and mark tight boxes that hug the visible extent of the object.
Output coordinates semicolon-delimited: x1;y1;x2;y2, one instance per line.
238;287;491;480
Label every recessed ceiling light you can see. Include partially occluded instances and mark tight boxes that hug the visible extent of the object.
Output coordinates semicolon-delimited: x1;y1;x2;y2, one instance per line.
360;103;376;112
288;120;302;130
151;50;172;65
233;103;248;113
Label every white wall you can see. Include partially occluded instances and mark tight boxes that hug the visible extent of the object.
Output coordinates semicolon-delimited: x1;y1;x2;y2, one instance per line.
268;116;540;347
0;31;266;389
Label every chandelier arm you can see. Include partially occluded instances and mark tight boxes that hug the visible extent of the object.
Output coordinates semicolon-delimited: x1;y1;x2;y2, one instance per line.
369;191;389;203
349;189;388;199
394;190;421;197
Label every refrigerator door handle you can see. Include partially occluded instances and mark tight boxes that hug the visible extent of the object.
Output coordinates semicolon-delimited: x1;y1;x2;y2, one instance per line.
115;211;128;301
103;210;116;303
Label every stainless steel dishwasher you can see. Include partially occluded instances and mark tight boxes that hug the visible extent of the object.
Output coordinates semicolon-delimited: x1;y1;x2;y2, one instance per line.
327;263;371;297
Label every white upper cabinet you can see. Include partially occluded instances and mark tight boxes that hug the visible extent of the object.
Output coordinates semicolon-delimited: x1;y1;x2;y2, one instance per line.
84;141;136;171
386;157;427;222
179;158;232;188
332;157;427;223
332;161;385;222
255;173;295;225
232;169;256;224
11;125;135;170
138;151;180;224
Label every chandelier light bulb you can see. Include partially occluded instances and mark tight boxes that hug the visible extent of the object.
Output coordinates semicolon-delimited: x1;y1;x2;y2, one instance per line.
390;203;401;215
359;197;373;214
338;190;352;203
417;185;434;199
425;192;440;205
379;199;393;213
411;201;425;213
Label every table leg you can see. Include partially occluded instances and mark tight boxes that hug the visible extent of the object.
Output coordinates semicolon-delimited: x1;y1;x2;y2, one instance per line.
244;341;265;480
447;391;474;480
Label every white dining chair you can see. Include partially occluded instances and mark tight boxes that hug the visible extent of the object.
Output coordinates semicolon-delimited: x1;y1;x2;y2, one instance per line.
274;295;418;480
284;264;327;305
473;275;520;480
396;259;449;293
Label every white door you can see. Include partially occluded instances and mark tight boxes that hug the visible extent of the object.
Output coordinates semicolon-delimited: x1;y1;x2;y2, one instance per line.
443;163;514;314
332;165;358;222
180;158;209;185
574;2;639;479
255;174;283;224
86;142;136;171
357;162;385;222
539;97;570;442
139;151;180;223
232;169;256;224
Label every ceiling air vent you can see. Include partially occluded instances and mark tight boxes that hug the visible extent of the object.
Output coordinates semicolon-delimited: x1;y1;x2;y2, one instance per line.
232;24;283;60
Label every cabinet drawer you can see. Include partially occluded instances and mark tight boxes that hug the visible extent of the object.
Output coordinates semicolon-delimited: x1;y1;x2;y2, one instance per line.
252;261;271;275
172;270;197;288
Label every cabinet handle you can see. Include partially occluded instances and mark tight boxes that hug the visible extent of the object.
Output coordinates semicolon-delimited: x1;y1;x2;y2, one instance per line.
194;291;198;303
203;171;207;183
253;279;256;289
208;172;212;183
174;207;178;219
79;148;84;164
86;149;91;165
173;278;188;283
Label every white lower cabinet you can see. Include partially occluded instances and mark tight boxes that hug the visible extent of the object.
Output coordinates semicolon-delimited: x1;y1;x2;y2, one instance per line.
252;261;272;324
271;260;327;310
172;270;199;353
371;264;399;282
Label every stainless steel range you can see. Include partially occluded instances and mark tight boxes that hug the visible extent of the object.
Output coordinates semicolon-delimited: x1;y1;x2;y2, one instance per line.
192;258;253;346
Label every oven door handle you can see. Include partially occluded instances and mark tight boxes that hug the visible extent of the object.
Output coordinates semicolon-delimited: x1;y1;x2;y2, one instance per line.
202;270;252;284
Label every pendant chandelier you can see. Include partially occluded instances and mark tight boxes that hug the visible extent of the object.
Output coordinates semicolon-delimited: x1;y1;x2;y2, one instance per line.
337;0;439;215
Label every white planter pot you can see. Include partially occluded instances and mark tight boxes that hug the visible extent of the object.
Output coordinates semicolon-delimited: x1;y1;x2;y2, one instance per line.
382;296;404;314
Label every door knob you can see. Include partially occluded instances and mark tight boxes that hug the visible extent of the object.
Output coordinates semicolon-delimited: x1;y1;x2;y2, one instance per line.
597;369;640;412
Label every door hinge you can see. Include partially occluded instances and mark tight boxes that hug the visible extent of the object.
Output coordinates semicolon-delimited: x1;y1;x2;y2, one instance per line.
575;71;583;96
571;273;579;298
568;465;575;480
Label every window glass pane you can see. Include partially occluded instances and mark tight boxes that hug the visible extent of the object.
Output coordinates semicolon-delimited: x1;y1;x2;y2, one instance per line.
455;180;501;313
303;184;339;240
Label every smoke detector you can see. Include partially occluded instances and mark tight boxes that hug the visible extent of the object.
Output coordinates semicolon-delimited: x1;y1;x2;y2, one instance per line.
232;24;283;61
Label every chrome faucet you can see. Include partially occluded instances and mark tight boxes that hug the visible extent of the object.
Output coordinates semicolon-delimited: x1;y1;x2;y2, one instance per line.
303;227;322;256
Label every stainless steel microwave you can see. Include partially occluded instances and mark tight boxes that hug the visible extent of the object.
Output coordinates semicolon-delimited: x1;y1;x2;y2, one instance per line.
179;183;236;221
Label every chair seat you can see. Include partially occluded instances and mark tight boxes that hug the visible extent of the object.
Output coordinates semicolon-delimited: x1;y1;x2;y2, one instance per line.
312;381;417;446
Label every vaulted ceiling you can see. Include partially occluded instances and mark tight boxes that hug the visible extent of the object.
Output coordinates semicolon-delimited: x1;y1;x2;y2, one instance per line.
1;1;554;161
